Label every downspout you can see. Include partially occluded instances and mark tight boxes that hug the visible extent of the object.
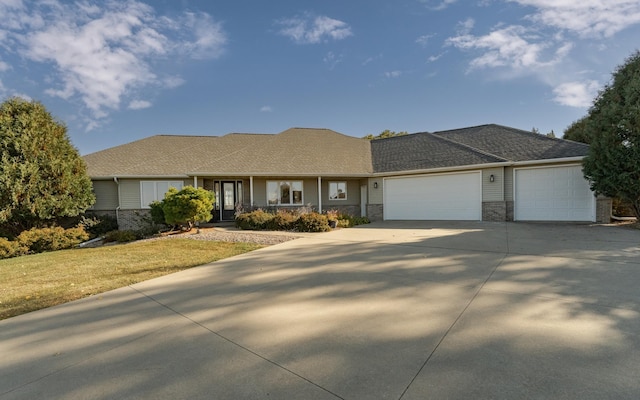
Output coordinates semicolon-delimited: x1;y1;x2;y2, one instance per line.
317;176;322;213
113;177;121;227
250;176;254;208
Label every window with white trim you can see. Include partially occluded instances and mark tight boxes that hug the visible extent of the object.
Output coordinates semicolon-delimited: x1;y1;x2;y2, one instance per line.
141;181;184;208
267;181;303;205
329;181;347;200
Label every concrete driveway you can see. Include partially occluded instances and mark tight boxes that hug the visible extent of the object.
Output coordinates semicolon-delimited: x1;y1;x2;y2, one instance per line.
1;221;639;399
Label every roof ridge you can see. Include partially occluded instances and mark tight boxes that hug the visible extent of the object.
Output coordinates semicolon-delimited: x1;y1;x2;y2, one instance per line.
429;131;508;162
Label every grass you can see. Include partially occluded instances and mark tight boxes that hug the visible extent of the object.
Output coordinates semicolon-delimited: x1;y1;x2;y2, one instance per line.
0;239;262;320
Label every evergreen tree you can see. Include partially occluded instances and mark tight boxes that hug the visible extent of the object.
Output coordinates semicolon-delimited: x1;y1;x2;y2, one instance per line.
582;51;640;217
0;98;95;235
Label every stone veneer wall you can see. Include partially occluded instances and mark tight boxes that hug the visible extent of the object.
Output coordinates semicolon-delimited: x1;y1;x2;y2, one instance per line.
482;201;507;222
116;209;151;231
367;204;384;221
596;198;612;223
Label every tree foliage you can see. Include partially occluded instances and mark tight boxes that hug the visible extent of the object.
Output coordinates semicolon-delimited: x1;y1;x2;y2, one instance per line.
563;116;591;144
159;186;215;230
0;97;95;235
581;51;640;217
363;129;408;140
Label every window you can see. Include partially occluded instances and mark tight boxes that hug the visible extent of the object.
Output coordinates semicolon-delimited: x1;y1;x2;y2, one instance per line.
141;181;183;208
267;181;303;205
329;181;347;200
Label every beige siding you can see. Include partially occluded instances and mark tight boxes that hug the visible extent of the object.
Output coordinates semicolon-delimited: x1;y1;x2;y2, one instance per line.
368;177;383;204
90;180;119;210
505;167;514;201
482;167;504;202
119;180;141;209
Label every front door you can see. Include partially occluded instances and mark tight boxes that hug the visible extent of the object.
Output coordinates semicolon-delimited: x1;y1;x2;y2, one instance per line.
221;181;236;221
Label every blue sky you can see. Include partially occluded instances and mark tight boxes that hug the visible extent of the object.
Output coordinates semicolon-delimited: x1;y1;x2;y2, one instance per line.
1;0;640;155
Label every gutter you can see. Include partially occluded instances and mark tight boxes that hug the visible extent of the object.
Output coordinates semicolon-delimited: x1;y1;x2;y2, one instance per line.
114;177;121;224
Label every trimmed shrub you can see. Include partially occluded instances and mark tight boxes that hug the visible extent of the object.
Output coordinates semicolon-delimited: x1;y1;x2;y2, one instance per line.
235;210;275;230
17;226;89;254
297;212;330;232
148;200;167;226
0;237;22;259
268;209;298;230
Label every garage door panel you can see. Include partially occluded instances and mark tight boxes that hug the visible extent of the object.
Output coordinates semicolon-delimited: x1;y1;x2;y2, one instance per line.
515;166;595;221
385;172;481;220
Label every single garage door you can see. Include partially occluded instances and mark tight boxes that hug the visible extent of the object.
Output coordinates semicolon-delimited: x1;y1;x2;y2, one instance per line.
515;165;595;221
384;172;481;220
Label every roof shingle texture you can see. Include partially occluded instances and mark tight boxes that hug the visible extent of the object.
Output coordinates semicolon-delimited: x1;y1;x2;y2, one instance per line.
85;128;373;177
85;124;590;177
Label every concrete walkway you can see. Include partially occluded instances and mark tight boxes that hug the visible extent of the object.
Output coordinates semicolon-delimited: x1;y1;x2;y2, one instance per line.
1;221;639;399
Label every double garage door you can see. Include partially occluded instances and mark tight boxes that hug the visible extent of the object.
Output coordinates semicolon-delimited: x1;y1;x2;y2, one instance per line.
514;165;595;221
384;172;482;220
383;166;595;222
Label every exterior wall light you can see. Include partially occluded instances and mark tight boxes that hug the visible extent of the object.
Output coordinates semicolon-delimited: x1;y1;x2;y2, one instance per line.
374;182;378;189
489;174;495;182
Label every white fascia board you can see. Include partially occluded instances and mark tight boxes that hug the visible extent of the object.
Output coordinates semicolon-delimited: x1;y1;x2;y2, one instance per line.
511;157;584;166
373;162;512;177
91;174;190;179
187;172;372;178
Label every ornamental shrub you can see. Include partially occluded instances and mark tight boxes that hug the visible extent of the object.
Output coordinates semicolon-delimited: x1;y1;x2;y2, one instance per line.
161;186;215;230
268;209;298;230
17;226;89;254
235;209;274;230
0;237;21;259
297;212;330;232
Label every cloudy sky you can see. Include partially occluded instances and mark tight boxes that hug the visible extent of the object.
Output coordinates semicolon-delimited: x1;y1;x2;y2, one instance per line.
1;0;639;154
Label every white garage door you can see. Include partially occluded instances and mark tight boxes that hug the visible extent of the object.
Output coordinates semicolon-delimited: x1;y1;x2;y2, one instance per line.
384;172;481;220
515;165;595;221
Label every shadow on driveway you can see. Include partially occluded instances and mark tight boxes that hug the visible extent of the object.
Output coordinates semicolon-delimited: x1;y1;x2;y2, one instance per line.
1;222;639;399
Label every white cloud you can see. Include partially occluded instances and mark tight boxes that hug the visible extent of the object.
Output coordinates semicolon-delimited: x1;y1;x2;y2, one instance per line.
456;18;475;35
509;0;640;38
260;106;273;112
420;0;458;11
553;80;600;108
416;34;436;47
276;13;352;44
427;52;446;62
447;25;572;72
0;0;226;130
0;60;9;72
128;100;152;110
385;71;403;78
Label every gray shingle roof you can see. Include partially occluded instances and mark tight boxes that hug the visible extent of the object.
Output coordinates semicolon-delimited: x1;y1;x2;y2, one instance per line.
371;132;506;173
85;124;589;178
432;124;589;162
85;128;373;177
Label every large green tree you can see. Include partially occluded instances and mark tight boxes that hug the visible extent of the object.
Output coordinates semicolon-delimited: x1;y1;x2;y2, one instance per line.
563;116;591;144
0;97;95;234
581;51;640;217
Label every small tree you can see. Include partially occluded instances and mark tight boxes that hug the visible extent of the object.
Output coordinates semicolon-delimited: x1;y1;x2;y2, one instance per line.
160;186;215;230
582;51;640;217
0;97;95;235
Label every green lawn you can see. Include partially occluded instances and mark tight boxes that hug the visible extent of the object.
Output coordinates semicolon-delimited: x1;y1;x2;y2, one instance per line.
0;239;262;320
